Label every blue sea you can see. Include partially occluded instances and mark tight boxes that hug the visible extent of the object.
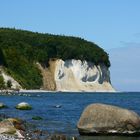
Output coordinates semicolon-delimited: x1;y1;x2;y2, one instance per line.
0;92;140;140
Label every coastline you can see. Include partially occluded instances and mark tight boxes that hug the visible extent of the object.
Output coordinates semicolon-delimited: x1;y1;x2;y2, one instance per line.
0;89;116;94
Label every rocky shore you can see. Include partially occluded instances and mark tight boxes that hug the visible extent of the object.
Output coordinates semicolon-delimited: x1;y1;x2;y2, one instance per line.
0;102;78;140
0;114;78;140
0;100;140;139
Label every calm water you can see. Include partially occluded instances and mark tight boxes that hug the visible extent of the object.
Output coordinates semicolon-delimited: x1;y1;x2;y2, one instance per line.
0;92;140;140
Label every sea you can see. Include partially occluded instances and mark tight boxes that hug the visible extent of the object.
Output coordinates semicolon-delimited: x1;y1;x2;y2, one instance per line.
0;92;140;140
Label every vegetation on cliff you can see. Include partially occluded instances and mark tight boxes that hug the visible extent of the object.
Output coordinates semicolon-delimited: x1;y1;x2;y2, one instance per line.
0;28;110;89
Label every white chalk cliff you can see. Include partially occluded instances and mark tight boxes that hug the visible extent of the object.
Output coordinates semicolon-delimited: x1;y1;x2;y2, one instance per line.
53;59;115;92
0;59;114;92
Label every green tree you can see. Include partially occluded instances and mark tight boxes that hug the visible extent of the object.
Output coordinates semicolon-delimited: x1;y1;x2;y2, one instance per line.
0;75;5;89
7;80;12;88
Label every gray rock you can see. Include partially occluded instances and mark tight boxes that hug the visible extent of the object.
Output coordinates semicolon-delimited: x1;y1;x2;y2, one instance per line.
77;103;140;135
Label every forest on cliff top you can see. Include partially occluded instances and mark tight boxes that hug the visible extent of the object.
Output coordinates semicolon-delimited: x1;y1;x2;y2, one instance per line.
0;28;110;89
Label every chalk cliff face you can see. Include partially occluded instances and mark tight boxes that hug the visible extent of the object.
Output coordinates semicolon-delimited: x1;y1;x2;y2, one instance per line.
51;59;115;92
0;59;114;91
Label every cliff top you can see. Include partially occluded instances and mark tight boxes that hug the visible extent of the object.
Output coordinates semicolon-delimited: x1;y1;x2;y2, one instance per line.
0;28;110;89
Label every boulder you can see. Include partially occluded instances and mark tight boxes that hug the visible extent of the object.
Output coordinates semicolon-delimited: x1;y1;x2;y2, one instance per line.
0;103;7;109
0;119;16;134
77;103;140;136
16;102;32;110
0;118;25;138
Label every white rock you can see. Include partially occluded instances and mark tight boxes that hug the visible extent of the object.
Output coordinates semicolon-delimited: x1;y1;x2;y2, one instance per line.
54;59;115;92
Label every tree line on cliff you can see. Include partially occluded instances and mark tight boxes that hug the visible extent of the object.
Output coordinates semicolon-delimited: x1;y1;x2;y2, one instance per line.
0;28;110;89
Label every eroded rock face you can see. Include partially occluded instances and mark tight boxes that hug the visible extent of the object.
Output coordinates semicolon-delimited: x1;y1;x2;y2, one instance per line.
37;59;115;92
54;59;115;92
77;103;140;135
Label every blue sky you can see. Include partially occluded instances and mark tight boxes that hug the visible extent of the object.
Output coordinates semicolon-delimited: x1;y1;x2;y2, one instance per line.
1;0;140;50
109;46;140;91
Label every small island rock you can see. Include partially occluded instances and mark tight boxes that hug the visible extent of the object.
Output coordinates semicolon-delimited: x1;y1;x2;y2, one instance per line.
77;103;140;136
0;103;7;109
16;102;32;110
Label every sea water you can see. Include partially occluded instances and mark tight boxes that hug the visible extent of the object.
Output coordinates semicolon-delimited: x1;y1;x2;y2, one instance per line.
0;92;140;140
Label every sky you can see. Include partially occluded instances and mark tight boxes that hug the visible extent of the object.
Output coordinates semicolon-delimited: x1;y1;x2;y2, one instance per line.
0;0;140;91
0;0;140;50
109;46;140;91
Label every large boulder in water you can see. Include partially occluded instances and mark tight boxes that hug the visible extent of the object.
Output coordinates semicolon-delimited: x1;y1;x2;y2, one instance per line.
77;103;140;135
16;102;32;110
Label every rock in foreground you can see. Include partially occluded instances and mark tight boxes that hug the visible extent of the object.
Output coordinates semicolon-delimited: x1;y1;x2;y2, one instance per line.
16;102;32;110
77;103;140;136
0;118;25;139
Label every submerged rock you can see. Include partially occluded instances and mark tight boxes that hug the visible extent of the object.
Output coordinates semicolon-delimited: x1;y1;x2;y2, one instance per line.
15;102;32;110
77;103;140;136
32;116;43;120
53;105;62;108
